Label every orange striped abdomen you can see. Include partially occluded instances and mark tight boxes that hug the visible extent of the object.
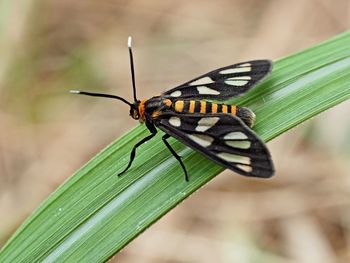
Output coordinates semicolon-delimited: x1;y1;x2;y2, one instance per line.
174;100;237;115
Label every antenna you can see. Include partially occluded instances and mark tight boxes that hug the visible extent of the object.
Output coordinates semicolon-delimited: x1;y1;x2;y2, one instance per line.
69;90;132;106
69;37;138;107
128;36;138;102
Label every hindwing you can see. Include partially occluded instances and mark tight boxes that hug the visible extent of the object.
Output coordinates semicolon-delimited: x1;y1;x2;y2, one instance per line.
156;113;274;178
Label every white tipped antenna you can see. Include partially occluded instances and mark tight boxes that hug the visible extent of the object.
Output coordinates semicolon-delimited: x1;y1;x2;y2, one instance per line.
128;36;137;102
69;89;132;106
69;90;81;94
128;36;132;48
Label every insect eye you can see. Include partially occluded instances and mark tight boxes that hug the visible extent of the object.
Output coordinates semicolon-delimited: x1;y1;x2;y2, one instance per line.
133;111;139;119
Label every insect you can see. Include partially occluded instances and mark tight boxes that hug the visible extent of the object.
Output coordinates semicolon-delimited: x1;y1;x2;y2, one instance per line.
70;37;274;181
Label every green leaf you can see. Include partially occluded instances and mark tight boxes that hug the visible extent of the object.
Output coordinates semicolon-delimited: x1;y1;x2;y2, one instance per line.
1;31;350;262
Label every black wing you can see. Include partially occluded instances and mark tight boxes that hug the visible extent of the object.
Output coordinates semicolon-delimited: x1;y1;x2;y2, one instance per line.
163;60;272;100
156;113;274;178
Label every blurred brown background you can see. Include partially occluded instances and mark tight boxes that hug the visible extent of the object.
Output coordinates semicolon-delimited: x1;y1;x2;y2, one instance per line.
1;0;350;262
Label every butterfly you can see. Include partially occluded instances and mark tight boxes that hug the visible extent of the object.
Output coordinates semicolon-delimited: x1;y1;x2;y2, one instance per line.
71;37;274;181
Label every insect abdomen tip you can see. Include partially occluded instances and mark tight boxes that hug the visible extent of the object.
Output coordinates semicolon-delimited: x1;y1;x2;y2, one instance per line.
237;107;256;128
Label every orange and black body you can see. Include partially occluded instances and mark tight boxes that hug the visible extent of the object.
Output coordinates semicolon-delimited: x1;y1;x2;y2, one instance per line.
138;97;255;128
71;38;274;181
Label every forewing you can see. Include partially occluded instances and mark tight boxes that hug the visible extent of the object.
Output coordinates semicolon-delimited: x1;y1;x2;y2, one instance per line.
163;60;272;100
157;113;274;178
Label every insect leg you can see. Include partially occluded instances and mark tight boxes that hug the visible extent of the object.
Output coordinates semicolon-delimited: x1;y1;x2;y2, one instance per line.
118;125;157;177
162;134;189;182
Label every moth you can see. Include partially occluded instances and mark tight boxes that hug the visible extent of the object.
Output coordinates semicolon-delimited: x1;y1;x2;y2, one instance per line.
71;37;274;181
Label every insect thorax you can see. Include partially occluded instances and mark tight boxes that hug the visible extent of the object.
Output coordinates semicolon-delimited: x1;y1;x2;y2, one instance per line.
142;96;171;120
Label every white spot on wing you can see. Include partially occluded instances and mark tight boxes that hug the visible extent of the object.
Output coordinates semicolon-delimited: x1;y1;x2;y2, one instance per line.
196;86;220;95
217;152;251;165
188;134;213;147
189;76;214;86
219;66;251;74
170;90;182;97
195;117;220;132
169;117;181;127
225;141;251;149
225;76;251;86
237;164;252;172
224;132;248;140
230;76;251;80
238;63;251;67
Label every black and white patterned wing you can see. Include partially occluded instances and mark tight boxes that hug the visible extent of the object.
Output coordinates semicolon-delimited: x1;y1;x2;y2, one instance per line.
163;60;272;100
157;113;274;178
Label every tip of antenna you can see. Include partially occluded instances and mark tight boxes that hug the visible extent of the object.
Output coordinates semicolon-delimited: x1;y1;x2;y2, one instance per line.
128;36;132;48
69;90;81;94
